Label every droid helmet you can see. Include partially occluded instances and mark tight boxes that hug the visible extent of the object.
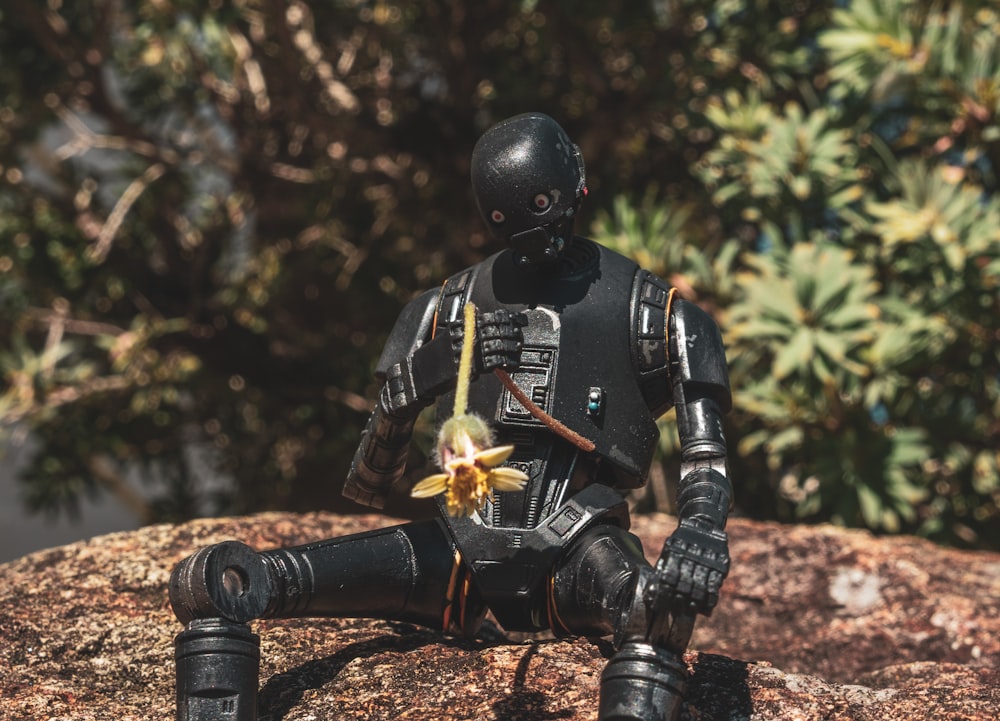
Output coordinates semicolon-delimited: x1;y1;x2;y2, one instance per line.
471;113;586;267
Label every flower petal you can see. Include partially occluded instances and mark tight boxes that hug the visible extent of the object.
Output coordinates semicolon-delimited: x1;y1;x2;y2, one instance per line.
490;467;529;491
410;473;450;498
474;444;515;468
444;457;475;472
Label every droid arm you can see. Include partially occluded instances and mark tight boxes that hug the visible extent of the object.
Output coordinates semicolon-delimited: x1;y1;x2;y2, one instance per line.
343;288;450;508
341;347;452;508
671;299;732;531
654;299;733;615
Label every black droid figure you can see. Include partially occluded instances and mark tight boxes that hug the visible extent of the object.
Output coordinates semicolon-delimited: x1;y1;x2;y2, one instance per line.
169;113;733;721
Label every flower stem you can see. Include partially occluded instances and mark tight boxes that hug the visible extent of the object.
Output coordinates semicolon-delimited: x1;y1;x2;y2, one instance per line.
453;302;476;417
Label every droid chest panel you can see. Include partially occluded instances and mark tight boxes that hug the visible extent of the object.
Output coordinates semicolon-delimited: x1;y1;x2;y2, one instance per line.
435;244;660;489
498;308;560;430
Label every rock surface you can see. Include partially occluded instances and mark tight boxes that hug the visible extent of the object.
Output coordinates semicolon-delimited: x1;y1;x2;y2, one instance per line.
0;512;997;720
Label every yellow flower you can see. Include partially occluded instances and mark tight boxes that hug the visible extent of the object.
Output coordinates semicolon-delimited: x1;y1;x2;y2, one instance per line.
410;302;528;516
411;415;529;517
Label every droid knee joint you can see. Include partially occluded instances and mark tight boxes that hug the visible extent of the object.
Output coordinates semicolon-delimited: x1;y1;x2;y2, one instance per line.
169;541;274;625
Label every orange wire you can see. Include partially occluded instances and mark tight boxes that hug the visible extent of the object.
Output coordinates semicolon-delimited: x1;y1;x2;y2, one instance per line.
665;287;677;348
441;549;462;632
546;574;572;636
429;280;449;340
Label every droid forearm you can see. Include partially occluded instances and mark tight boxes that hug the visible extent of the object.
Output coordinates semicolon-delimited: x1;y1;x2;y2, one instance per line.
675;394;731;532
342;332;459;507
342;384;418;508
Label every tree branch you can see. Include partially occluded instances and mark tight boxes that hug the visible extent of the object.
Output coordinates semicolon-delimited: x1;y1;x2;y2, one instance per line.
88;163;167;263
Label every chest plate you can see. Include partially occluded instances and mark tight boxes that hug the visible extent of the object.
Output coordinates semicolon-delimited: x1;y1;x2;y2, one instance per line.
434;240;659;486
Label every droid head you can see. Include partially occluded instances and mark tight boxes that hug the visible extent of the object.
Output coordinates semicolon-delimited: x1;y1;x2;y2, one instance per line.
471;113;586;267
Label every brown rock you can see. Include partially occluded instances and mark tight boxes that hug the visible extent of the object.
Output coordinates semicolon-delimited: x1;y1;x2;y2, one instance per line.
0;512;997;720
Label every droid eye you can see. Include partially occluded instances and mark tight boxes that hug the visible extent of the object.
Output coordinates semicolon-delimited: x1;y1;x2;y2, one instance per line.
532;193;552;211
490;209;506;224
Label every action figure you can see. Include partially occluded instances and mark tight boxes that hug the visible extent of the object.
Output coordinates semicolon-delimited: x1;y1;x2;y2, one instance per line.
169;112;733;721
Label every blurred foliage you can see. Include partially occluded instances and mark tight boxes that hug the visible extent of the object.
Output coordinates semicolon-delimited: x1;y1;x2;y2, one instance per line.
596;0;1000;548
0;0;997;548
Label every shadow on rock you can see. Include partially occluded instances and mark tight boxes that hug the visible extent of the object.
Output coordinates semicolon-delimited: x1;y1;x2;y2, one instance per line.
683;653;752;721
490;644;573;721
257;626;480;721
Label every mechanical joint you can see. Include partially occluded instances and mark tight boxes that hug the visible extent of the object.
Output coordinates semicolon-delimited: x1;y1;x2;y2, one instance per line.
677;466;732;530
169;541;274;626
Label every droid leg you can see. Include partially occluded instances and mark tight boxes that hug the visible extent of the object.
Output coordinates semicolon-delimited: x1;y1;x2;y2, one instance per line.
550;524;694;721
597;571;695;721
169;519;484;721
174;617;260;721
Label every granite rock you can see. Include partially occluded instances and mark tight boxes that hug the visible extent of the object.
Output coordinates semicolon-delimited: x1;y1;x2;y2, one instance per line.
0;512;996;720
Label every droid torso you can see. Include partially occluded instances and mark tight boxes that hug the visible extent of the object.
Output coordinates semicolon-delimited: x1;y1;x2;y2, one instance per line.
431;239;676;629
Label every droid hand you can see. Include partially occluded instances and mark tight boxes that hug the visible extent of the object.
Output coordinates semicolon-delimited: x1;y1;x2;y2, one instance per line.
478;309;526;372
652;519;730;616
447;309;525;374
